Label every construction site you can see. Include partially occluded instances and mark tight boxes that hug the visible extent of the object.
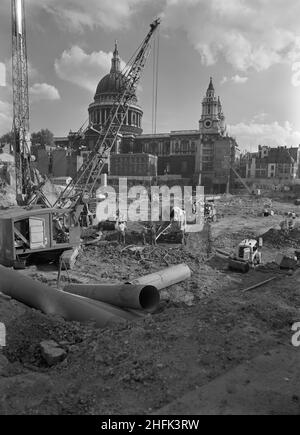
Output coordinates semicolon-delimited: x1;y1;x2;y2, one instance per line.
1;0;300;416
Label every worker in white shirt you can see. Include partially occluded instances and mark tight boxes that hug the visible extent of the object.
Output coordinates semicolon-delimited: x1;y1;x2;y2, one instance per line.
115;219;126;245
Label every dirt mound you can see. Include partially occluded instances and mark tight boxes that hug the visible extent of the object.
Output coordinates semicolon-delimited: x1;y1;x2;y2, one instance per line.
261;228;300;249
4;309;91;367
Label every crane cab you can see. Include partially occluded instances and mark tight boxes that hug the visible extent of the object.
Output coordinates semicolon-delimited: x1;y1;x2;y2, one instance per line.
0;207;81;267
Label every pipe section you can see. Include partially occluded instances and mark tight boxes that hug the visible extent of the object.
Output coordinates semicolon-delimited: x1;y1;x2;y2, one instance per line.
129;264;191;290
63;283;160;313
0;265;139;328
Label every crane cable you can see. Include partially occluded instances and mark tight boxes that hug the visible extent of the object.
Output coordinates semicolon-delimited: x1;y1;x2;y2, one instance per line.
152;27;160;134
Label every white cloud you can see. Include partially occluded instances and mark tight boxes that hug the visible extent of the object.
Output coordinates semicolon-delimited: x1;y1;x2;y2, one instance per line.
221;75;248;85
231;75;248;84
164;0;300;72
228;121;300;150
0;100;12;135
292;62;300;87
252;112;269;123
4;59;39;89
29;83;60;102
0;63;6;87
55;46;126;93
26;0;146;31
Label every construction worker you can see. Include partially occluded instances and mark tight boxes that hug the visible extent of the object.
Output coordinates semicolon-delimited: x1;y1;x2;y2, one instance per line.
170;206;187;245
53;216;67;243
116;219;126;245
82;203;93;227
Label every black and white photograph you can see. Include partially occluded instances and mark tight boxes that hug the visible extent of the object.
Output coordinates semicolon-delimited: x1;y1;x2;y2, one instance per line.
0;0;300;418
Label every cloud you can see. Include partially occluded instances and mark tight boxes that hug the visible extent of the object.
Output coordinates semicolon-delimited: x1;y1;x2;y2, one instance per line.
228;121;300;150
55;46;126;93
25;0;146;31
0;100;12;135
252;112;269;123
29;83;60;102
220;77;228;85
221;75;248;85
4;59;39;89
292;62;300;87
0;63;6;87
164;0;300;72
231;75;248;84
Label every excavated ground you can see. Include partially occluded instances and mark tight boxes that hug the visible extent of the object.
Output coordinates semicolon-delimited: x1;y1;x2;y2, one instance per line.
1;194;300;414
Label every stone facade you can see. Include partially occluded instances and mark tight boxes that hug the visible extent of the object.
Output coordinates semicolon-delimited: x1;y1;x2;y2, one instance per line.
240;145;300;180
53;49;237;193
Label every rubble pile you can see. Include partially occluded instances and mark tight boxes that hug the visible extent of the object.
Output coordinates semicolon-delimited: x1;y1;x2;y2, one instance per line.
261;228;300;249
4;310;90;367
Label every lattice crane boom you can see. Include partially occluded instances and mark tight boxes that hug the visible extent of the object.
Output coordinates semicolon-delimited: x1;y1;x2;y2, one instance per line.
54;18;161;209
11;0;33;204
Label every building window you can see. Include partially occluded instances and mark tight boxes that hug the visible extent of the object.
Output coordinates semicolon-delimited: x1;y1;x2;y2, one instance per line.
132;113;136;126
181;161;188;173
181;140;189;154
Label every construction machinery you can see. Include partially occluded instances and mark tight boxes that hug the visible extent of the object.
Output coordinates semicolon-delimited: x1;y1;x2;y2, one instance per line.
2;3;160;266
204;200;217;223
0;207;81;268
0;1;81;269
1;6;160;261
228;238;263;273
11;0;36;205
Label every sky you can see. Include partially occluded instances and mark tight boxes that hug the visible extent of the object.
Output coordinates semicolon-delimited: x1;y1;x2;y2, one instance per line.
1;0;300;152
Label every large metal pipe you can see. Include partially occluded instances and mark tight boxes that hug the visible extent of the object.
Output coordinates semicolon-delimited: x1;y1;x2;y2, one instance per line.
0;265;139;328
129;264;191;290
63;283;160;312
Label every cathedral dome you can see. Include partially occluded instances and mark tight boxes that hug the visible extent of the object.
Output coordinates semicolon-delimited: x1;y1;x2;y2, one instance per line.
94;42;136;101
88;42;143;139
95;71;126;96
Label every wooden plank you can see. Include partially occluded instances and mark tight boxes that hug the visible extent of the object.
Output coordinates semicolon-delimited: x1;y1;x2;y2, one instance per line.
242;277;277;293
14;227;30;247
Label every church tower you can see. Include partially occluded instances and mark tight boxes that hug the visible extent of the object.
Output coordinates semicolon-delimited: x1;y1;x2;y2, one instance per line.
195;77;234;193
199;77;226;135
111;41;121;73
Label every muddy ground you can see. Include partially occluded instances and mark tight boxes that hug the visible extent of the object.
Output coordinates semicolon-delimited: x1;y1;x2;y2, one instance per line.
1;194;300;415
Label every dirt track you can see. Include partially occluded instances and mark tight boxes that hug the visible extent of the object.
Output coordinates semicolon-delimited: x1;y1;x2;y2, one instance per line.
1;194;300;415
